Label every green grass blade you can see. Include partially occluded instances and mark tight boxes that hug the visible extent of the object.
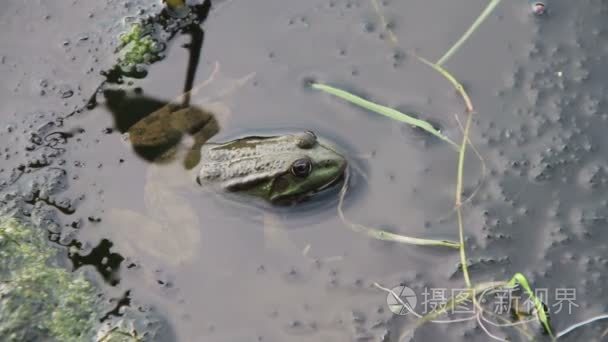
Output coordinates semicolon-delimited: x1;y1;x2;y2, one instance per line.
436;0;503;66
507;273;554;338
311;83;459;148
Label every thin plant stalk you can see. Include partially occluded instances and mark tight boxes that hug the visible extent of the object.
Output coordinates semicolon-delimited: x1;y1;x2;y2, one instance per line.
416;56;474;113
453;114;486;207
557;314;608;339
456;112;473;287
370;0;398;45
436;0;503;66
338;168;460;249
418;59;474;286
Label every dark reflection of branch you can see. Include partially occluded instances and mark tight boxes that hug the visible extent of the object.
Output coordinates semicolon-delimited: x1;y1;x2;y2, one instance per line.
181;25;204;108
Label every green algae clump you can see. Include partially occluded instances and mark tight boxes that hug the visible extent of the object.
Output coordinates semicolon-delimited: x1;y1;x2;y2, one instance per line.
117;23;162;71
0;218;98;341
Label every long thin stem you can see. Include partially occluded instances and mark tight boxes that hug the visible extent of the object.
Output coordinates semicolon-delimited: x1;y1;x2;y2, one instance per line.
370;0;399;45
436;0;503;66
416;56;474;113
557;315;608;339
456;111;473;287
338;168;460;248
416;58;475;286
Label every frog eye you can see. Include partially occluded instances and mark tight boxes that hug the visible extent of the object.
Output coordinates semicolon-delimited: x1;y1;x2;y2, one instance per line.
305;131;316;139
296;131;317;149
291;158;312;177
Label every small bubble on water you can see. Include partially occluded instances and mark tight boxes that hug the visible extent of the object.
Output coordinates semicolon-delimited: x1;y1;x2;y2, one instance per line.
532;2;546;16
363;21;375;33
61;89;74;98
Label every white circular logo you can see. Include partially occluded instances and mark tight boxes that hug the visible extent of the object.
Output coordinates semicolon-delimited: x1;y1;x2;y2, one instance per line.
386;285;417;315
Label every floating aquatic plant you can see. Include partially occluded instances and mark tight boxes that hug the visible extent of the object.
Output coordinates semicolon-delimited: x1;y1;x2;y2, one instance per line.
0;218;98;341
117;23;162;69
0;217;153;341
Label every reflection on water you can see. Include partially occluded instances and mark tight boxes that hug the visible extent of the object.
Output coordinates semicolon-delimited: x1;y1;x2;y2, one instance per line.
101;0;218;170
104;90;219;169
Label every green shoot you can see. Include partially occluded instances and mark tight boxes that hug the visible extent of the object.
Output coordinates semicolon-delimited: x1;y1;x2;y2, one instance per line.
507;273;554;338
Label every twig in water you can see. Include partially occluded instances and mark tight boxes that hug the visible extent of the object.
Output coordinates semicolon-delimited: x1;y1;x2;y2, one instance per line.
338;167;460;248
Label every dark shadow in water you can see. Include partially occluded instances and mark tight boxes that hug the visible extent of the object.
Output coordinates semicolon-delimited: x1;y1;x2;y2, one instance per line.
102;89;169;133
69;239;125;286
100;290;131;322
70;0;212;115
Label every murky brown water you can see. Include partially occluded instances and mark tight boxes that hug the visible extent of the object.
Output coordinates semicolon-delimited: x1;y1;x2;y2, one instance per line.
2;0;608;341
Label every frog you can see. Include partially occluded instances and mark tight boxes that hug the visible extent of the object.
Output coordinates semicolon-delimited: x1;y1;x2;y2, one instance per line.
197;131;347;204
103;67;347;267
106;130;347;267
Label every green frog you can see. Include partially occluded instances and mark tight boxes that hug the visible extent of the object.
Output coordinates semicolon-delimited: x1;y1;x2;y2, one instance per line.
105;68;347;266
107;130;347;266
127;106;347;204
198;131;347;204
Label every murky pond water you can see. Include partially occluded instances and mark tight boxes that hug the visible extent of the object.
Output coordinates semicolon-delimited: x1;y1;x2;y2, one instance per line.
2;0;608;341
